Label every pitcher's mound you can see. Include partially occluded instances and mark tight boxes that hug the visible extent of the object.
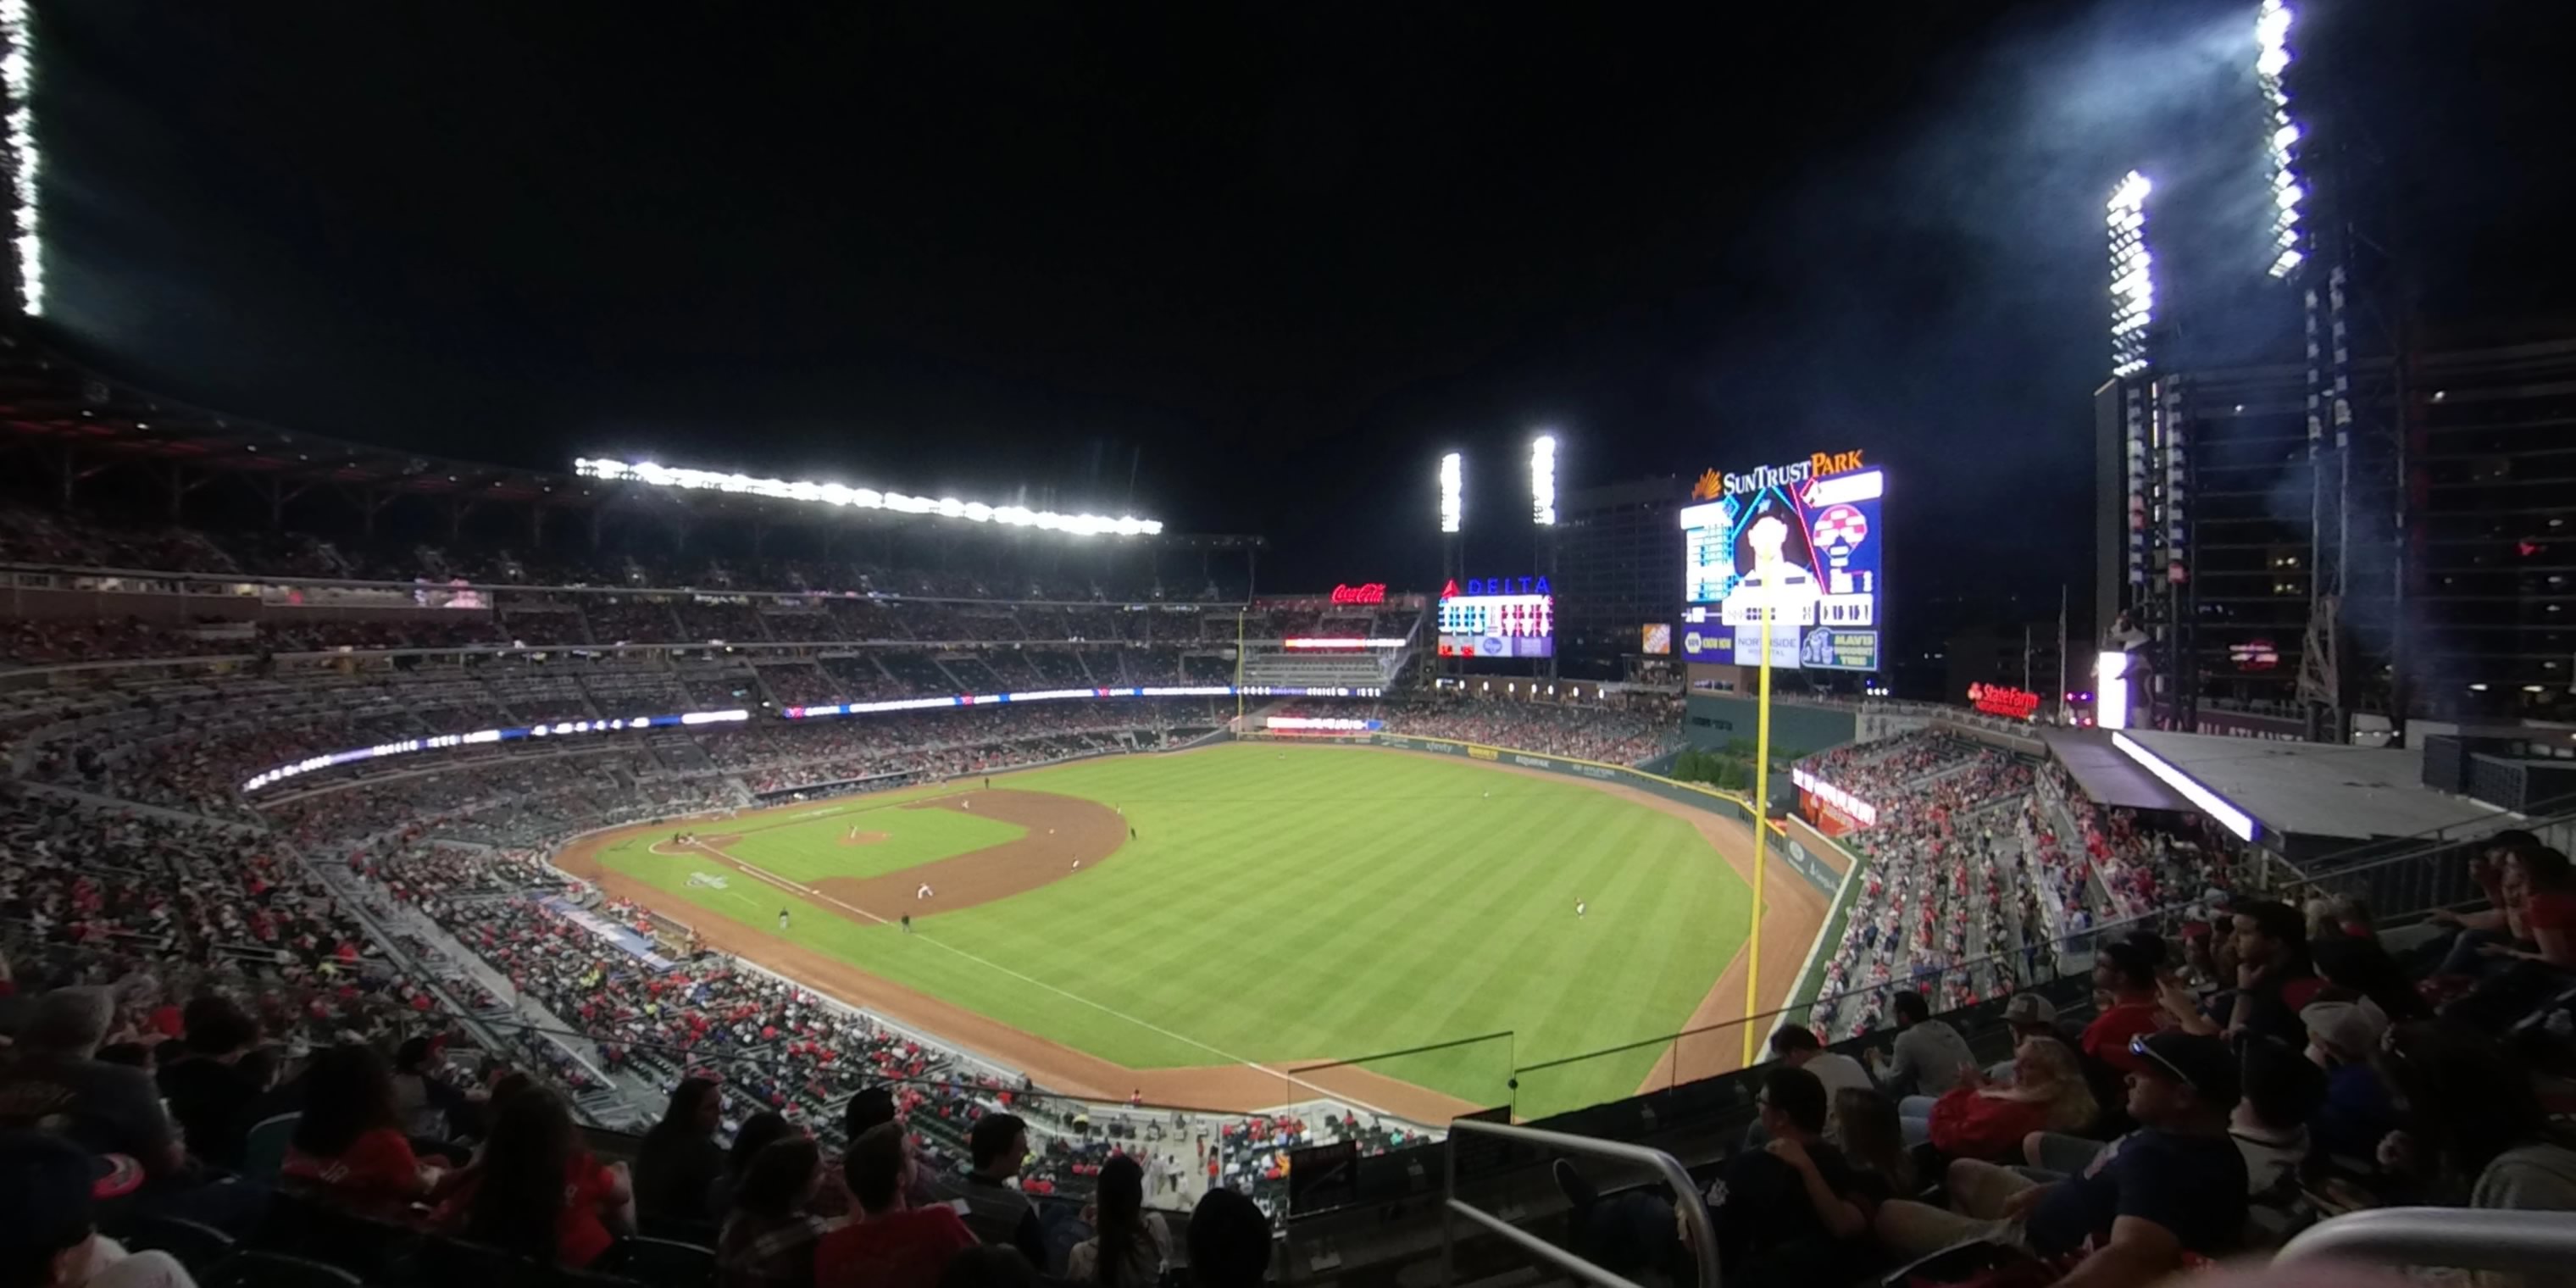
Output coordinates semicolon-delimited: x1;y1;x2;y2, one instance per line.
836;831;893;847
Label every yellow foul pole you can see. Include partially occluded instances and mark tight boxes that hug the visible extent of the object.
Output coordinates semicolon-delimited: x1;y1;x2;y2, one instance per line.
1740;607;1774;1068
1235;608;1246;731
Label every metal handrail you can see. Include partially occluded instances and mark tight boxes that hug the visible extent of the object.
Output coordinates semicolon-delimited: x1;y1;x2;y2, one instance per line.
1441;1118;1718;1288
2275;1207;2576;1273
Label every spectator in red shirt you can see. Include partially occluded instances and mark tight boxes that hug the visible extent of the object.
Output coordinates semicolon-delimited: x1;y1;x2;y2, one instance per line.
2083;935;2168;1076
1909;1036;2098;1160
435;1087;631;1268
815;1124;976;1288
282;1045;440;1217
2490;847;2576;969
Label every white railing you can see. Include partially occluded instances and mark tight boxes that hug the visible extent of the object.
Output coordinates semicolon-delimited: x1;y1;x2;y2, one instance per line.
1442;1119;1718;1288
2277;1208;2576;1275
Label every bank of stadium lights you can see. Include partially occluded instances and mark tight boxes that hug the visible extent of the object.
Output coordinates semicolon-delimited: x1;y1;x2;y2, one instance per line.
3;0;39;315
572;458;1163;536
2256;0;2303;278
1438;451;1463;534
1529;434;1557;526
2107;169;2156;380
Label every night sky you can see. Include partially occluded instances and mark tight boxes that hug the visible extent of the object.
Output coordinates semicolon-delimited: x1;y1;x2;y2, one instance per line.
26;1;2576;625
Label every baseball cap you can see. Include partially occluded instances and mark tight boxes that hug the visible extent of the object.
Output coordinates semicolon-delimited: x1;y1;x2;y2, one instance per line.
2003;994;2058;1027
0;1131;140;1259
2129;1031;2241;1108
2301;1000;2386;1059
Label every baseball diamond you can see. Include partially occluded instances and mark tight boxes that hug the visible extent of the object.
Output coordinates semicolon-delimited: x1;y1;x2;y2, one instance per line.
554;741;1819;1119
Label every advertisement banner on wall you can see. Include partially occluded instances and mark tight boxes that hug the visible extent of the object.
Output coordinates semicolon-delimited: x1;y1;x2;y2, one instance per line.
1798;788;1866;837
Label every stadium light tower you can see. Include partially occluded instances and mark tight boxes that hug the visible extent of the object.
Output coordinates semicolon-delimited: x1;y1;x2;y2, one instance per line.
1528;433;1557;527
1438;450;1464;625
3;0;41;316
2107;170;2155;380
2257;0;2303;278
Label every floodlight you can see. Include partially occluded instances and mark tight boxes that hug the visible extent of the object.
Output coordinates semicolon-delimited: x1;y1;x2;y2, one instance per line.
2095;649;2132;730
1529;434;1557;526
2257;0;2302;279
572;458;1162;536
2107;170;2155;378
3;0;40;315
1439;451;1463;534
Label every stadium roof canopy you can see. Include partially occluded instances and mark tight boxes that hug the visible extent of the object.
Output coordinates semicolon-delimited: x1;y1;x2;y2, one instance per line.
0;330;1260;547
2040;728;2192;814
2115;728;2512;857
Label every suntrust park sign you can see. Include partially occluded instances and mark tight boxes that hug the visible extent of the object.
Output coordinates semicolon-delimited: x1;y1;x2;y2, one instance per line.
1691;449;1867;500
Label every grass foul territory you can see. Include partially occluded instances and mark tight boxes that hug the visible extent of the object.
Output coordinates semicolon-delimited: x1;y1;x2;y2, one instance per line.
589;741;1752;1113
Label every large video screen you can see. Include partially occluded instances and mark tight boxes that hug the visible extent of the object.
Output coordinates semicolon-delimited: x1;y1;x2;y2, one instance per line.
1436;575;1554;658
1677;452;1883;671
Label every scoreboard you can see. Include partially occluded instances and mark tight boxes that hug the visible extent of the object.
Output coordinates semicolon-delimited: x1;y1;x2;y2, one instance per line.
1677;452;1884;672
1436;576;1554;659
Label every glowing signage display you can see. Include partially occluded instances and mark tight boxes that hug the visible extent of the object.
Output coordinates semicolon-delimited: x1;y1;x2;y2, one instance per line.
1436;576;1553;659
1283;638;1408;650
1968;683;2044;720
1330;582;1388;605
2096;650;2133;730
1790;766;1879;828
1680;458;1885;672
782;684;1385;719
2113;732;2258;841
1641;623;1672;656
1267;716;1386;733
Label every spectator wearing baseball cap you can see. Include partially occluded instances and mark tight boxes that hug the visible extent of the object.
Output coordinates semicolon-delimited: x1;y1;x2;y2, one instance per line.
0;989;184;1180
0;1130;188;1288
1874;1030;2250;1280
1992;993;2081;1081
2301;1002;2398;1160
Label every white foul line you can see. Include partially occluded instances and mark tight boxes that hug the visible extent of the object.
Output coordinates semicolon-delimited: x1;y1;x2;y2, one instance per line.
676;840;1402;1119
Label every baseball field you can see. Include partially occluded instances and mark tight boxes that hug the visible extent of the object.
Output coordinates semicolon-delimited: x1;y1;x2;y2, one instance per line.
555;741;1816;1121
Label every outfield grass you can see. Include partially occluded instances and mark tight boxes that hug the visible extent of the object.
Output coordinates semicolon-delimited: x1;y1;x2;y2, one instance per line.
604;743;1752;1114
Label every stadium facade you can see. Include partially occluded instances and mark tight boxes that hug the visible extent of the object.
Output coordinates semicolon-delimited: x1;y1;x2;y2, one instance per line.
1551;476;1685;679
2095;336;2576;736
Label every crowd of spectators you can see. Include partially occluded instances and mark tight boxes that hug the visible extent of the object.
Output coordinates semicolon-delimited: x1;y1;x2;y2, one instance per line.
1270;691;1685;767
0;502;1253;605
1560;824;2576;1288
2035;761;2235;923
1214;1110;1424;1223
1805;734;2045;1037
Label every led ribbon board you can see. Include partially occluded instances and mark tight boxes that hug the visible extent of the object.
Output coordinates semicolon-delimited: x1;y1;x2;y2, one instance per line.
781;684;1385;719
2111;731;2259;842
244;686;1391;793
242;709;750;792
1266;716;1386;733
1790;766;1879;828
